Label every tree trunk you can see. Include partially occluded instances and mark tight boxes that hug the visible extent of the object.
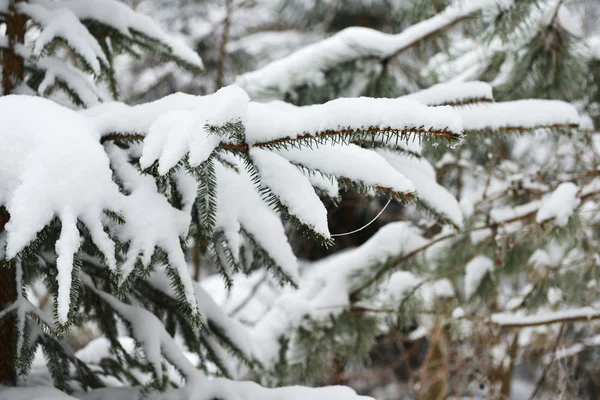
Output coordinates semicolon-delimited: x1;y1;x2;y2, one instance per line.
0;210;17;386
2;0;26;95
0;0;26;385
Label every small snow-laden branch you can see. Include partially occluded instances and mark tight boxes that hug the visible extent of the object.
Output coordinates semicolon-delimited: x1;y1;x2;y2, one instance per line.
19;2;108;75
459;99;580;135
400;81;494;107
490;307;600;328
234;0;499;100
92;87;464;156
82;275;198;381
27;0;203;71
276;143;417;203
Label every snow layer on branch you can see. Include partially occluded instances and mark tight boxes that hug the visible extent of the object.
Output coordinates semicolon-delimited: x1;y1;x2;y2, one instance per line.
87;87;461;153
245;97;462;144
20;3;107;75
400;81;493;106
0;381;372;400
490;200;541;224
464;256;494;299
234;0;500;99
85;86;249;139
0;386;80;400
250;148;330;238
0;96;121;324
378;271;420;308
536;182;580;226
90;284;198;381
106;146;197;313
277;144;416;195
251;222;427;367
174;376;373;400
491;307;600;327
376;149;463;227
32;56;101;106
214;160;299;283
29;0;203;69
304;171;339;199
458;100;580;132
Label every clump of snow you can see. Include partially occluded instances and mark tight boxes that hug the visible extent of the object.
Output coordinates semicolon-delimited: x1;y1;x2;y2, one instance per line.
536;182;580;226
459;100;580;133
464;255;494;299
401;81;493;106
29;0;203;70
20;3;108;75
0;96;121;324
452;307;466;319
250;148;330;239
214;159;299;283
379;271;420;307
377;149;463;227
278;144;416;196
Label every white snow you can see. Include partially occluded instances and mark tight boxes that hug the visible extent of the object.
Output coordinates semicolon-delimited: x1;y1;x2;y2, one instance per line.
278;144;416;196
139;86;249;172
490;200;541;224
536;182;580;226
379;271;420;308
250;148;330;239
244;97;463;145
377;149;463;227
491;307;600;326
214;159;300;283
106;145;197;314
20;3;108;75
0;96;121;324
29;0;203;70
464;255;494;299
400;81;493;106
459;100;580;133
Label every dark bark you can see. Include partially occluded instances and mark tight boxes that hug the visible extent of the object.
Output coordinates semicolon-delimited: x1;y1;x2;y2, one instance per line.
0;0;26;385
2;0;26;95
0;211;17;386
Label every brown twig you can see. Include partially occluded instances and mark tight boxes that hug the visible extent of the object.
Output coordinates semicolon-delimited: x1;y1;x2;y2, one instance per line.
528;324;565;400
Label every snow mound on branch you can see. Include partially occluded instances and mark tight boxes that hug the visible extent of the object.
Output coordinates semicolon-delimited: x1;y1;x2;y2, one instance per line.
401;81;493;106
29;0;203;69
250;148;330;239
214;160;299;283
21;3;108;75
536;182;580;226
245;97;462;144
459;100;580;132
464;255;494;299
376;149;463;227
0;95;121;324
277;143;416;195
139;86;249;173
